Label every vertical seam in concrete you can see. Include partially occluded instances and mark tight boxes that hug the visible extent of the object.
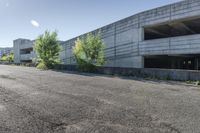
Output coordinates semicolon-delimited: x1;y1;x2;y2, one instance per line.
70;44;71;64
114;23;117;66
169;4;172;52
170;3;172;21
67;45;69;64
137;14;140;56
19;41;21;62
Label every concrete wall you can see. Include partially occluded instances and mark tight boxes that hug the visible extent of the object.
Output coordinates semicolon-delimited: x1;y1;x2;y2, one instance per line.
54;64;200;81
139;34;200;56
59;0;200;68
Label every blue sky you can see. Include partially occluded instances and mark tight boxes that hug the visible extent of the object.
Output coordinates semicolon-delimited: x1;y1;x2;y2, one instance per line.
0;0;181;47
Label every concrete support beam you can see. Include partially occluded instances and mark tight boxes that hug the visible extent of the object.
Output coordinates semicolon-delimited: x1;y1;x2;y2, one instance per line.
169;22;196;34
146;28;169;37
195;58;199;70
180;23;196;34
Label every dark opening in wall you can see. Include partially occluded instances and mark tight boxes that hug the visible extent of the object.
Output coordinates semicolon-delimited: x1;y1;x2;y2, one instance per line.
144;17;200;40
20;60;32;63
144;55;200;70
20;48;33;55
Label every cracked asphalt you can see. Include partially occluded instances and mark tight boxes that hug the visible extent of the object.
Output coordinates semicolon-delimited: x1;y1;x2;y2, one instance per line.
0;65;200;133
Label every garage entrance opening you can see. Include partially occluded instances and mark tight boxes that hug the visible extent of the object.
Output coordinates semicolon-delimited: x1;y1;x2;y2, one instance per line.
144;55;200;70
144;17;200;40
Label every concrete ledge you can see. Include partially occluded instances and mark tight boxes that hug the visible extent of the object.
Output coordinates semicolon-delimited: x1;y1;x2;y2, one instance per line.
54;64;200;81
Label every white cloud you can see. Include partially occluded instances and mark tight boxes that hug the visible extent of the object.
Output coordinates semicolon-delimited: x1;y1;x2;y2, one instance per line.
0;0;10;7
5;2;9;7
30;20;40;28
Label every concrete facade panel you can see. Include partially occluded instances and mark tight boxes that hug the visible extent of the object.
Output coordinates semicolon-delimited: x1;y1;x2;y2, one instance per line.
115;56;143;68
116;29;139;45
102;36;115;48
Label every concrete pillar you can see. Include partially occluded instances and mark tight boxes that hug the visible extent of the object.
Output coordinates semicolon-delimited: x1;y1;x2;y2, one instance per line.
171;58;176;69
195;58;199;70
133;56;144;68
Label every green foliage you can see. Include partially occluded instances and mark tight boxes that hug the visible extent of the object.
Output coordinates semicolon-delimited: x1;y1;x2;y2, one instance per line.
0;54;7;61
186;80;200;86
0;53;14;63
73;32;105;71
195;81;200;86
34;30;61;69
7;53;14;63
36;62;48;70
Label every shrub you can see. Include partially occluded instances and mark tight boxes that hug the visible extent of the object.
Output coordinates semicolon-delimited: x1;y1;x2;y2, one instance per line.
36;62;48;70
0;53;14;63
195;81;200;86
7;53;14;63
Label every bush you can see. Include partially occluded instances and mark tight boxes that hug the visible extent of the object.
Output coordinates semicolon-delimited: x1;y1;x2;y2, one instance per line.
195;81;200;86
36;62;48;70
0;53;14;63
7;53;14;63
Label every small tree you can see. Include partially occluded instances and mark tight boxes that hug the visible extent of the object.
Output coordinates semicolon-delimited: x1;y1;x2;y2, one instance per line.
73;32;104;71
7;53;14;63
0;54;7;62
0;53;13;63
34;31;60;69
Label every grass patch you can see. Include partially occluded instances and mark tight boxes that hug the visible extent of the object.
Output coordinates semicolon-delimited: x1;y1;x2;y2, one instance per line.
186;80;200;86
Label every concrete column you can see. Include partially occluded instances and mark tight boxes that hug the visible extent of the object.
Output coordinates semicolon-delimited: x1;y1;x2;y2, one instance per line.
114;23;117;67
195;58;199;70
171;58;175;69
133;56;144;68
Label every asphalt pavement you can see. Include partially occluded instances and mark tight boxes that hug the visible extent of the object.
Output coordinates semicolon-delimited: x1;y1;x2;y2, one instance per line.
0;65;200;133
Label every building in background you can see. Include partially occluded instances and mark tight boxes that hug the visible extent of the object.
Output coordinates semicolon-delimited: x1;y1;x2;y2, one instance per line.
13;39;35;63
0;47;13;57
14;0;200;70
13;39;65;63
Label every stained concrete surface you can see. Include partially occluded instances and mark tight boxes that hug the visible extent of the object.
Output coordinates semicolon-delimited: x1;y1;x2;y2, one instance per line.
0;65;200;133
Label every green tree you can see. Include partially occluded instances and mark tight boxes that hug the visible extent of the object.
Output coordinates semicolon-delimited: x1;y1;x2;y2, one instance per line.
0;53;13;63
73;32;104;71
0;54;7;61
34;31;61;69
6;53;14;63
